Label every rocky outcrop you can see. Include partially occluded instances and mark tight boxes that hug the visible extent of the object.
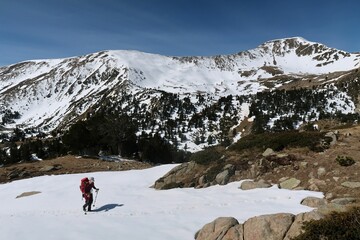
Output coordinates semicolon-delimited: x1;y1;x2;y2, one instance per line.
195;211;323;240
154;148;300;190
195;192;356;240
153;128;360;240
153;162;200;189
7;169;29;180
153;162;237;190
7;164;63;180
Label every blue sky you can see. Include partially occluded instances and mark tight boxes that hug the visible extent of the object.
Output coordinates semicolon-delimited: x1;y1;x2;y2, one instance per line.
0;0;359;66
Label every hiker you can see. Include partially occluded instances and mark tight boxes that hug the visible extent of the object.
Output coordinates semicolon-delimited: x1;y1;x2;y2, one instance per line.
80;177;99;212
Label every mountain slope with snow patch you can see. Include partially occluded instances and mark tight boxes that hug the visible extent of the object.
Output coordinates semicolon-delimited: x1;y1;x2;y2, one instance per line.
0;37;359;143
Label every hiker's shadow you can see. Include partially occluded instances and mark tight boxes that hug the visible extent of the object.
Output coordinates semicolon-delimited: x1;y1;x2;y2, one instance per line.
93;204;124;212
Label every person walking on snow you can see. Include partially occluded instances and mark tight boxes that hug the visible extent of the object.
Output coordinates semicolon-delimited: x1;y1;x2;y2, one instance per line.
81;177;99;212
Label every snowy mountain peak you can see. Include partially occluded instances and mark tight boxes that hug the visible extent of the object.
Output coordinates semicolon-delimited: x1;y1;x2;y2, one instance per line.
236;36;360;77
261;36;311;47
1;37;360;139
258;36;336;54
265;36;314;43
252;37;328;59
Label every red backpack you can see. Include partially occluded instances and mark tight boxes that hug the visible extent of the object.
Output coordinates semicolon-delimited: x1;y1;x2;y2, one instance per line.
80;177;89;193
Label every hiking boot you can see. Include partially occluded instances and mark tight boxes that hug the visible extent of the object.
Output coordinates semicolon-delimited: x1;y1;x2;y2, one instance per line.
83;205;86;211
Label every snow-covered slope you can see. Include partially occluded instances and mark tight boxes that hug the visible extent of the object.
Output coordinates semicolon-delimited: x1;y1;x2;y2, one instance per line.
0;37;359;132
237;37;360;75
0;164;322;240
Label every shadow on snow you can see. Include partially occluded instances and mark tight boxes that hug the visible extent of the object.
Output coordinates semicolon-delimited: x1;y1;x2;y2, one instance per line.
92;203;124;212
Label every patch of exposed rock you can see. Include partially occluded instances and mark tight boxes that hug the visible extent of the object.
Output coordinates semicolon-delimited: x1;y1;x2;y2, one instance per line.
39;165;62;172
7;168;30;180
153;149;299;190
153;142;360;210
153;162;237;189
16;191;41;198
240;179;272;190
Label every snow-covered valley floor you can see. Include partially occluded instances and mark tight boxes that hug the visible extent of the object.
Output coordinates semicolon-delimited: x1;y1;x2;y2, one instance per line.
0;164;323;240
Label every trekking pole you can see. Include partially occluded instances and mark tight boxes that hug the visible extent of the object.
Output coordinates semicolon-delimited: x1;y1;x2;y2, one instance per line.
93;190;99;207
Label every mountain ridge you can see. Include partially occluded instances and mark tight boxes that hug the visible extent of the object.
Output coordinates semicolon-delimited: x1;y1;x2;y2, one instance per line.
1;37;360;153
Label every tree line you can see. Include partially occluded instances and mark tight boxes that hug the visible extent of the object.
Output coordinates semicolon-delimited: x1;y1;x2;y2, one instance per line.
1;80;360;166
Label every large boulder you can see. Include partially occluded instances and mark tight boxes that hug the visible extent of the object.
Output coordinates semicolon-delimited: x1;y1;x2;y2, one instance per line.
195;217;240;240
153;162;199;189
243;213;295;240
301;197;327;208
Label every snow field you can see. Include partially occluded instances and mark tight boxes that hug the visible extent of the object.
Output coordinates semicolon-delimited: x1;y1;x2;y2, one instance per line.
0;164;323;240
